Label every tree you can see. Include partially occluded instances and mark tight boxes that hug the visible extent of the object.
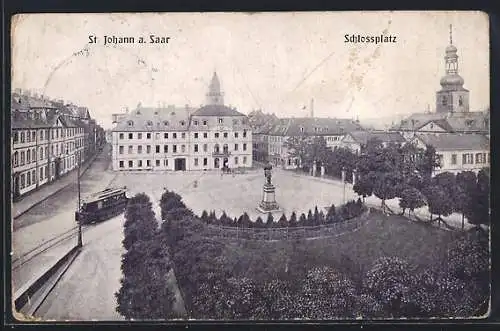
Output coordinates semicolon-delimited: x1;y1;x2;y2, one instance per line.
456;171;477;229
425;185;454;224
373;172;401;212
284;134;311;171
160;190;186;221
417;145;440;180
353;172;376;202
296;266;357;319
326;204;336;223
261;279;296;319
123;193;158;251
298;213;307;225
117;193;177;319
200;210;209;223
238;212;252;228
313;206;320;225
465;169;490;227
306;209;314;226
364;257;417;317
399;187;426;217
254;216;265;228
289;211;298;227
318;210;326;224
278;213;288;227
266;212;274;227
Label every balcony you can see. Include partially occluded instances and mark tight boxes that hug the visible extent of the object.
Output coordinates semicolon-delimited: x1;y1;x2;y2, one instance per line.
212;150;231;157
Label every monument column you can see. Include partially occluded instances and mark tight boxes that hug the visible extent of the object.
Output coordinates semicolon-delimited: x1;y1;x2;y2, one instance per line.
257;163;281;213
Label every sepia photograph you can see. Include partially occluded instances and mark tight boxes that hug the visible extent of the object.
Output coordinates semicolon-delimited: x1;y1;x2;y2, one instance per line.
10;11;490;321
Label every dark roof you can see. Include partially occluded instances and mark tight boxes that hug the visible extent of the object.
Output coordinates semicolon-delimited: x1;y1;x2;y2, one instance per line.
112;106;193;132
268;117;363;136
345;131;406;145
191;104;246;117
392;111;489;133
416;133;490;151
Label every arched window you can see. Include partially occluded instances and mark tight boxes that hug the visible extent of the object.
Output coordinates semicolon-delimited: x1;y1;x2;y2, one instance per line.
127;120;134;126
146;120;153;126
180;121;185;126
223;144;229;153
459;96;463;106
163;121;169;126
214;144;220;153
442;96;448;106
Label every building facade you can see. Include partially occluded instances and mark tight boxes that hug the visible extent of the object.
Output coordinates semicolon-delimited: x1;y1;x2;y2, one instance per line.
111;72;253;171
341;131;407;154
11;91;103;200
264;117;364;169
411;133;490;176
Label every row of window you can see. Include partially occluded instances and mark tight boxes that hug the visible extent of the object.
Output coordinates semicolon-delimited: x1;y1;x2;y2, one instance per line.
118;143;248;155
118;156;248;168
13;143;83;167
13;127;84;144
118;130;248;140
18;166;49;190
127;118;246;128
437;152;490;167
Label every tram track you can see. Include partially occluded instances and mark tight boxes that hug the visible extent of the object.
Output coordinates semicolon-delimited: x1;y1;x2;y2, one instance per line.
12;225;92;271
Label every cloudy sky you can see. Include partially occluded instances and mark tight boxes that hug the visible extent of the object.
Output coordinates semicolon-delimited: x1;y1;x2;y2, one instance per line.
12;11;489;129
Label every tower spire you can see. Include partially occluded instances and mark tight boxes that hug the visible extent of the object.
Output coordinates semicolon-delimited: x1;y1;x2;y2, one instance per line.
449;24;453;45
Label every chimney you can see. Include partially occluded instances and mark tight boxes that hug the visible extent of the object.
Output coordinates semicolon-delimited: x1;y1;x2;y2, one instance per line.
310;98;314;118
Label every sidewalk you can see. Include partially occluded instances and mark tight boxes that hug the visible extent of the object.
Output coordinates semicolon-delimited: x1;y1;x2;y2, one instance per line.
12;151;101;219
285;169;475;231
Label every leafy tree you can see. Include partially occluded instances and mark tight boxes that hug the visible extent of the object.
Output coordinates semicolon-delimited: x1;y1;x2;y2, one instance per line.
425;185;454;224
399;187;426;216
326;204;336;223
160;190;186;221
416;145;440;179
123;193;157;251
284;135;311;171
261;279;296;319
465;169;490;227
364;257;417;317
296;266;357;319
456;171;477;229
373;172;401;212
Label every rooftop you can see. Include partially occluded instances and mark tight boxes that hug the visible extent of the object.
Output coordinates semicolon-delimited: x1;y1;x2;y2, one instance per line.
416;133;490;151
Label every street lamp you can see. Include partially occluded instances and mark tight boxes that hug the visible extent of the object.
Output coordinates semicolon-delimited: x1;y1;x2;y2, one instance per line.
341;167;346;204
76;151;83;248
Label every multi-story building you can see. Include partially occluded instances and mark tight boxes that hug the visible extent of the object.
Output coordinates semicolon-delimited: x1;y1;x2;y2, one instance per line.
341;131;407;154
264;117;364;169
410;133;490;176
111;72;253;171
11;92;97;200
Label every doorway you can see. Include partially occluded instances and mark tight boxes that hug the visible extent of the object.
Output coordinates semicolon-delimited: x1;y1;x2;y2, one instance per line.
214;158;220;169
174;158;186;171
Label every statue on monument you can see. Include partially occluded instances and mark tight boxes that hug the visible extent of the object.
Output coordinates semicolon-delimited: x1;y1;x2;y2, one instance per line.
264;163;273;185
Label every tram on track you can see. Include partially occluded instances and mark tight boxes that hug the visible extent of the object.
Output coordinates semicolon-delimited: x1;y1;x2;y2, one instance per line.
75;187;129;225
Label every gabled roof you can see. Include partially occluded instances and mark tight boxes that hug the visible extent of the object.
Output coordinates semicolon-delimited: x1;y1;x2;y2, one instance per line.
345;131;406;145
416;133;490;151
191;104;246;117
391;111;489;133
268;117;363;136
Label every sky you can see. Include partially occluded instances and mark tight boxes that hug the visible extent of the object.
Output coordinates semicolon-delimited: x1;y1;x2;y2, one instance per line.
12;11;489;129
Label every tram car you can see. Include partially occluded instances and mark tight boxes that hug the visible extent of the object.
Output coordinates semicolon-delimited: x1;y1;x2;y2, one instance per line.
75;187;129;225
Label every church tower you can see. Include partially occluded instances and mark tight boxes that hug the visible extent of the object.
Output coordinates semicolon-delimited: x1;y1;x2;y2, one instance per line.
436;25;470;113
206;71;224;105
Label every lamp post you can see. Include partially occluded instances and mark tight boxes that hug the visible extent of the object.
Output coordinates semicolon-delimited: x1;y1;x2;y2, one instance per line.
76;151;83;247
341;167;346;204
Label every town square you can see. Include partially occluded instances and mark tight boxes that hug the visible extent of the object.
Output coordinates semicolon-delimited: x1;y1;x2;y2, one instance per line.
9;12;490;321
